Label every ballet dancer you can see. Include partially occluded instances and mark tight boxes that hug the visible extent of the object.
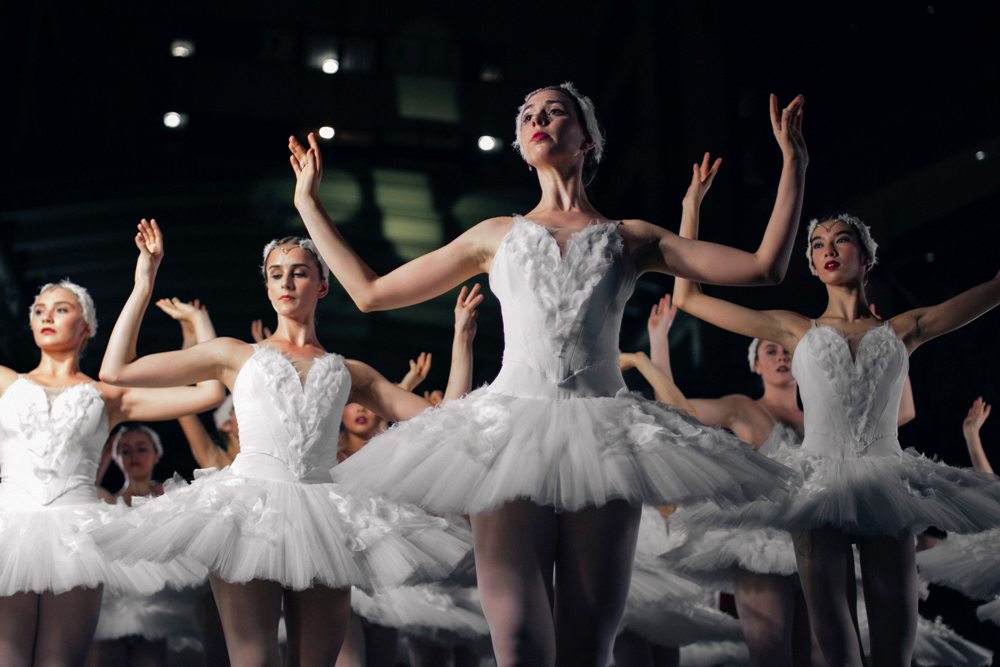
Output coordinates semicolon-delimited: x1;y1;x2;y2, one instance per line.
94;221;479;666
671;176;1000;666
0;278;220;666
288;83;808;666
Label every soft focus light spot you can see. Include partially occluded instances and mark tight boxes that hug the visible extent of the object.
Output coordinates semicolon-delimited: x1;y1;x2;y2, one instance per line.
163;112;188;129
477;135;499;152
318;126;336;140
925;253;936;263
975;150;987;161
170;40;194;58
321;58;340;74
926;5;936;14
479;66;503;82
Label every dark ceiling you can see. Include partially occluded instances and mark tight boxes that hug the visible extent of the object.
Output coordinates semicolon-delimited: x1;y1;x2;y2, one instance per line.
2;1;998;482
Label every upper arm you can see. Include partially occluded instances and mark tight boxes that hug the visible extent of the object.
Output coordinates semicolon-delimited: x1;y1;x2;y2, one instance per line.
672;290;807;354
628;221;774;286
364;218;508;311
346;359;433;422
892;274;1000;353
0;366;17;397
100;337;247;388
687;397;740;429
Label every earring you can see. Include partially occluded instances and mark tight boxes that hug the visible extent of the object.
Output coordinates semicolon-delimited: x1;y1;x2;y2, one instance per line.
528;165;534;172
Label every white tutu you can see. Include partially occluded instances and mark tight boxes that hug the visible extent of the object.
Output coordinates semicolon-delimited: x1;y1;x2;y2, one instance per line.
0;485;205;596
89;470;471;593
858;603;993;666
353;584;488;643
680;640;751;666
94;586;202;652
976;597;1000;626
917;529;1000;600
659;526;797;589
333;388;795;515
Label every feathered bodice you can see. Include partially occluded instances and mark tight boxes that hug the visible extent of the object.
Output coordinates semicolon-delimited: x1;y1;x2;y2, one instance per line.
758;421;802;456
488;216;636;399
0;378;108;505
792;323;907;458
230;345;351;482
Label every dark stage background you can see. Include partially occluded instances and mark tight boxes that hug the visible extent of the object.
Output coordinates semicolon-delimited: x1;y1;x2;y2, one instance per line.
2;1;998;659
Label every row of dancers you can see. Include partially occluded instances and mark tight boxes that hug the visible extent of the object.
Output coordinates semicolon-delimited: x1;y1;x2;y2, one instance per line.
1;81;999;667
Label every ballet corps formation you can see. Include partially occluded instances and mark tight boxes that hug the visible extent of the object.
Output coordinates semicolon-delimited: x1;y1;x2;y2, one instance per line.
2;82;1000;667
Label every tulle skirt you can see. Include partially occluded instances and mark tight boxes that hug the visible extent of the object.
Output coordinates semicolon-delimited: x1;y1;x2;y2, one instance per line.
88;469;471;593
916;529;1000;600
93;586;202;652
352;584;489;643
0;483;205;596
333;387;796;514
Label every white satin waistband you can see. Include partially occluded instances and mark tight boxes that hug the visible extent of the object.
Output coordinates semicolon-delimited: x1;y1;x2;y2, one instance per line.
801;431;900;457
489;358;625;399
229;452;332;484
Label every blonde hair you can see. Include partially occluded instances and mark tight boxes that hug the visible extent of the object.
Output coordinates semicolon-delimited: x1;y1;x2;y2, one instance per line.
31;279;98;338
514;82;604;184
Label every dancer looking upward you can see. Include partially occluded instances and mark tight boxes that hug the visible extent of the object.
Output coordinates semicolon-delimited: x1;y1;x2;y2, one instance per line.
288;84;808;666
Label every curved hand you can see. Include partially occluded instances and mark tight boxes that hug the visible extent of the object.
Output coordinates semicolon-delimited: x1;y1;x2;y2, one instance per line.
289;132;323;207
964;397;992;438
682;152;722;209
647;294;679;341
399;352;432;392
134;218;164;283
250;319;273;343
454;283;483;343
619;351;649;372
769;94;808;164
423;389;444;406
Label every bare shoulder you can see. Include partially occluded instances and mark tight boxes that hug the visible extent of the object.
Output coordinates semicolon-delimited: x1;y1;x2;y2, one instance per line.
0;365;18;397
468;216;516;249
617;219;670;260
343;358;377;384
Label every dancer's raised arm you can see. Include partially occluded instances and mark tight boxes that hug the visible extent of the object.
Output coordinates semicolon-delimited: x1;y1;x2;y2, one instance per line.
290;134;496;311
99;220;236;422
963;397;994;475
891;269;1000;353
629;95;807;285
443;284;483;401
670;155;809;350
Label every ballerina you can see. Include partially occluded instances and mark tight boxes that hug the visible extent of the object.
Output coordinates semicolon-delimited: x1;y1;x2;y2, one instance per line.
671;174;1000;666
288;83;807;666
0;277;221;666
94;221;479;666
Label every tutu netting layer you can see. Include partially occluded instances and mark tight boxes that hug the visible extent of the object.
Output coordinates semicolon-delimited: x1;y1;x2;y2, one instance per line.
977;597;1000;626
0;489;206;596
353;584;488;643
89;471;471;593
917;529;1000;600
858;601;993;666
679;641;751;667
660;525;797;587
334;388;795;514
94;587;202;652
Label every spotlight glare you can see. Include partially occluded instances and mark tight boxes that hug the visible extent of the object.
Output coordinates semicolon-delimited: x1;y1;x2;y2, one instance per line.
321;58;340;74
925;252;936;263
318;126;336;140
477;135;499;152
170;39;195;58
975;150;987;161
163;111;188;129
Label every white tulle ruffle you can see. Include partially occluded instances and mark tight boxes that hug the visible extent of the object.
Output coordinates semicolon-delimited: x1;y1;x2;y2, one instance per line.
679;640;751;666
333;387;796;514
858;603;993;666
352;584;488;643
686;443;1000;537
94;587;202;652
660;526;797;587
88;470;471;593
977;597;1000;627
0;490;205;596
917;529;1000;600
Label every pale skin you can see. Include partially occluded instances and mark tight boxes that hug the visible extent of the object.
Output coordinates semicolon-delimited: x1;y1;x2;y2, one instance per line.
672;166;1000;667
98;220;481;667
0;279;223;666
288;88;807;667
963;397;993;475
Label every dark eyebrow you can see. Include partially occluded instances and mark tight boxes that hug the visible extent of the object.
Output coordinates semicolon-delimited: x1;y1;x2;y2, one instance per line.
809;229;853;243
521;99;567;113
34;300;76;308
268;262;311;271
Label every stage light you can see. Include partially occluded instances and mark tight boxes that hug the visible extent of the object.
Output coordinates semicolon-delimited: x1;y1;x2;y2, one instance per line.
477;135;500;152
975;150;987;161
170;40;195;58
925;253;936;263
479;66;503;83
318;126;336;140
926;5;936;14
321;58;340;74
163;112;188;129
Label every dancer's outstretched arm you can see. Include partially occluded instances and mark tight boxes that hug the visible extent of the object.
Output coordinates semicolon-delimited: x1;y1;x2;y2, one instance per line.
890;269;1000;353
629;94;808;285
646;294;676;394
671;157;810;351
443;284;483;401
963;397;994;474
290;134;496;311
399;352;432;392
619;351;696;417
99;220;239;422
